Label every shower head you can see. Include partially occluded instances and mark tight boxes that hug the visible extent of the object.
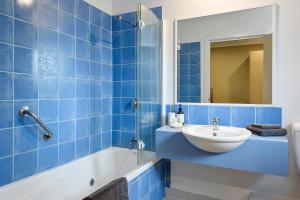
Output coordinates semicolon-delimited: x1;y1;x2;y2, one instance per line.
115;15;137;28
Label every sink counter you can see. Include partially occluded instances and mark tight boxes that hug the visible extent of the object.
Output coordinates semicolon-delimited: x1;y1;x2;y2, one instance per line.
156;125;288;176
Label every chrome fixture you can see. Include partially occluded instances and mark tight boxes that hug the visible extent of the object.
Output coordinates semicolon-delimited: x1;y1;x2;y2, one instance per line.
131;98;140;110
19;106;52;140
212;117;220;130
129;137;138;149
129;137;145;150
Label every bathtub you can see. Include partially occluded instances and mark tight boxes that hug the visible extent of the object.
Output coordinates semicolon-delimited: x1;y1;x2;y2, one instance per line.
0;147;166;200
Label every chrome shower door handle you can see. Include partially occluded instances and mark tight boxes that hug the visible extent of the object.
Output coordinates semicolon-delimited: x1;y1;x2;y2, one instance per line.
132;98;140;110
19;106;53;140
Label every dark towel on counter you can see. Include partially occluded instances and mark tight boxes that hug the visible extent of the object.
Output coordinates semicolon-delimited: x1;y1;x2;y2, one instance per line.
83;177;128;200
247;125;287;137
249;124;281;129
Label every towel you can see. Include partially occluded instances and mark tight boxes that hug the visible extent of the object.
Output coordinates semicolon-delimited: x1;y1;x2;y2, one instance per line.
247;125;287;137
250;124;281;129
83;177;128;200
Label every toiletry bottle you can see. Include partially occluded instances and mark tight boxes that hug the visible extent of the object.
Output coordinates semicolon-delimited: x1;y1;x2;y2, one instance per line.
176;104;184;127
168;112;176;127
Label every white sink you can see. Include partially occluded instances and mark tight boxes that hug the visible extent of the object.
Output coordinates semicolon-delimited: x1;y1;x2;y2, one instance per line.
182;125;252;153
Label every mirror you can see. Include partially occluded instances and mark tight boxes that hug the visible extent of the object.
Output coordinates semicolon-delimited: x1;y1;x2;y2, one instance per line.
176;5;277;104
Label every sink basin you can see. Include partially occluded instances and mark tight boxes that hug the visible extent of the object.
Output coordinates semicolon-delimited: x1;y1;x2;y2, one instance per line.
182;125;252;153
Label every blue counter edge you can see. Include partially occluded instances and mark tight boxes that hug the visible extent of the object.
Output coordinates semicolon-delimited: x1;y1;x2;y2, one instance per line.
155;126;289;177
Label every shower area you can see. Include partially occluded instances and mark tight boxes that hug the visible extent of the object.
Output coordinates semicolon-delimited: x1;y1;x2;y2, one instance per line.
0;1;165;200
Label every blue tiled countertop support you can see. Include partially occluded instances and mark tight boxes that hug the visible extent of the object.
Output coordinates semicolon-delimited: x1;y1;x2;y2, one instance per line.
155;126;288;177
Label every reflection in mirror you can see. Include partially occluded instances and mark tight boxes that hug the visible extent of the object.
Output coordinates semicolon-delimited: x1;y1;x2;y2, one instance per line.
175;5;276;104
210;35;272;104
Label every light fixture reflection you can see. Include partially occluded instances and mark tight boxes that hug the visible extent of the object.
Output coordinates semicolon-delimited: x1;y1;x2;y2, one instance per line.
17;0;33;7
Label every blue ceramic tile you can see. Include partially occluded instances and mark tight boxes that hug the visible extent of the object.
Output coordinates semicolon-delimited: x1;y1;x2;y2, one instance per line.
112;130;120;146
59;34;75;57
14;126;38;154
102;81;112;98
76;99;89;118
139;171;150;198
90;134;101;152
180;75;190;85
0;72;12;100
90;116;101;135
190;42;200;53
190;86;200;96
112;31;121;48
76;137;89;158
38;51;59;76
190;74;200;85
0;14;13;44
90;99;101;116
59;12;75;36
232;106;255;128
122;82;135;97
122;47;136;64
76;18;89;41
38;3;58;30
113;65;121;81
151;6;162;19
89;24;101;46
0;0;13;16
38;123;58;147
14;0;38;24
189;105;209;125
14;19;38;49
102;131;112;149
90;80;101;98
113;98;122;114
59;141;75;165
59;99;75;120
39;100;58;123
0;42;13;72
102;29;112;47
102;98;112;115
180;54;189;64
89;45;101;62
122;29;135;47
150;187;159;200
179;64;189;75
14;100;38;127
122;64;136;81
14;46;38;74
121;12;136;30
39;27;58;52
209;106;231;126
76;39;89;60
113;82;121;97
14;151;37;181
102;11;111;30
0;157;13;186
190;64;200;74
180;43;189;54
14;73;38;100
256;107;282;125
40;0;58;9
149;164;159;191
102;46;112;64
0;129;13;158
76;0;89;21
59;120;75;143
39;76;58;99
59;78;75;99
112;16;121;32
121;115;135;132
76;79;89;98
38;145;58;172
89;62;101;80
76;118;89;139
59;0;74;15
113;48;121;65
90;6;101;27
190;53;200;64
128;179;138;200
122;98;134;114
102;115;111;132
102;64;112;81
59;56;75;77
76;59;89;78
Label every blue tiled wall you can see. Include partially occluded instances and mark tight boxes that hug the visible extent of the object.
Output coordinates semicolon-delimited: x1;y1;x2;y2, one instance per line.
112;7;162;151
128;159;170;200
167;104;282;127
178;42;201;103
0;0;112;186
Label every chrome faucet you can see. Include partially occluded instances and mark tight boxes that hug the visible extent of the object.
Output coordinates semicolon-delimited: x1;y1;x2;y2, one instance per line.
212;117;220;130
129;137;145;150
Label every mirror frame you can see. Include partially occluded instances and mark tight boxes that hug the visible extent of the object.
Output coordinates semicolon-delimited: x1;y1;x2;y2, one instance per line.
174;4;279;106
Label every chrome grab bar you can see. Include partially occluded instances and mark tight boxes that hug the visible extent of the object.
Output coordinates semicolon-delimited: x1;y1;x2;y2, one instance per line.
19;106;52;140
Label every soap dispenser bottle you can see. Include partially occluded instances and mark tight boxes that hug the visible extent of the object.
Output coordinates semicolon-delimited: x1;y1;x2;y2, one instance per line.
176;104;184;127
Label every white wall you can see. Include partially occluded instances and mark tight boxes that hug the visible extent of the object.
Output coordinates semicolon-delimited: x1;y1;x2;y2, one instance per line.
84;0;113;15
97;0;300;198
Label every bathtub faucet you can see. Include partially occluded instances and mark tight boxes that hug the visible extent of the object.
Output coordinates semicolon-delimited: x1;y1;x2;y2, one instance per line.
129;137;145;150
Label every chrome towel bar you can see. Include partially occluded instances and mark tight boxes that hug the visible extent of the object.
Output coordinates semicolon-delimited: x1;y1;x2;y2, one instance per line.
19;106;52;140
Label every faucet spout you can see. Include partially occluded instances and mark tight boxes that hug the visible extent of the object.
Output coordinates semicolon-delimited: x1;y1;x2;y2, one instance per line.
212;117;220;130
